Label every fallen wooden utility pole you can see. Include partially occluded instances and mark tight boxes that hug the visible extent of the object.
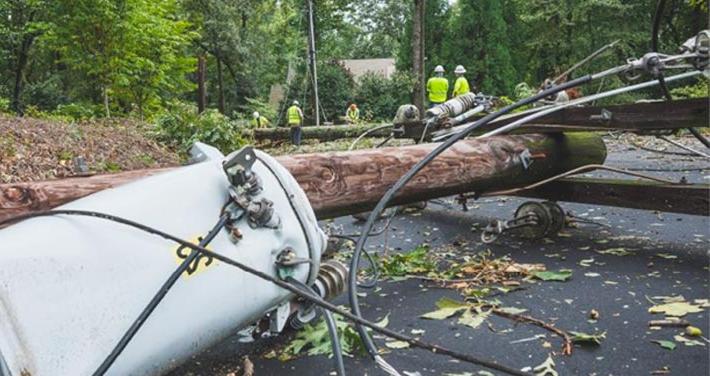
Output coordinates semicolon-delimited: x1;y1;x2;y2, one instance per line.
0;133;606;222
248;123;392;142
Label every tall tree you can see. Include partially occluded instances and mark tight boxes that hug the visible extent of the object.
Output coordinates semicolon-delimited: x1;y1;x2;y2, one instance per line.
0;0;50;114
49;0;194;117
445;0;516;94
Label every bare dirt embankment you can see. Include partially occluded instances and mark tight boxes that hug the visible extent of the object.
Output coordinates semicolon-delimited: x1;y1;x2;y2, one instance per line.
0;115;180;183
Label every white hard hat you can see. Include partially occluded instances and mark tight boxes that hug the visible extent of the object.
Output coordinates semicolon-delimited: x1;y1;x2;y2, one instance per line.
253;111;260;118
434;65;445;73
454;65;466;74
293;100;300;105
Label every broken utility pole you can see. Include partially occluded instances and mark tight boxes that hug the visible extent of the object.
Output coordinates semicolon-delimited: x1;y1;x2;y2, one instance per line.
0;133;606;222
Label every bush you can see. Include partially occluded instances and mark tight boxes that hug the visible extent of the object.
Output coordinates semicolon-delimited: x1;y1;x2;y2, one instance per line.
670;78;709;99
53;103;104;120
318;61;356;122
354;71;416;122
0;98;10;113
154;101;250;154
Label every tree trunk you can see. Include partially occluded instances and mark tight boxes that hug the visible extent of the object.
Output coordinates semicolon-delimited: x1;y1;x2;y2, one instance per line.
103;86;111;118
248;123;393;142
216;58;225;114
12;37;34;116
197;54;207;113
412;0;426;114
0;133;606;222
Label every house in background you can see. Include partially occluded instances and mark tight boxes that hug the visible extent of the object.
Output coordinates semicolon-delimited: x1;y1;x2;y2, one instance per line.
339;58;396;81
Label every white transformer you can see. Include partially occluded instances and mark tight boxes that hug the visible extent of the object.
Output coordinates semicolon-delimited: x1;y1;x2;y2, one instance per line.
0;144;327;376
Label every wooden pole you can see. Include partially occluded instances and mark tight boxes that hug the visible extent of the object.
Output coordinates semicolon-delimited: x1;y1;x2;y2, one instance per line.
412;0;426;114
0;133;606;222
197;54;207;114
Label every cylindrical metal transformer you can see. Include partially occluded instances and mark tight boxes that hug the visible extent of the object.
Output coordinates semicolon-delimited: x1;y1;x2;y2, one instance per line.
0;144;326;376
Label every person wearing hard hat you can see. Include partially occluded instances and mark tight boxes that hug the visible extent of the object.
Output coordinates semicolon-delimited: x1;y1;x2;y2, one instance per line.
345;103;360;124
287;100;304;146
426;65;449;107
452;65;471;97
251;111;271;128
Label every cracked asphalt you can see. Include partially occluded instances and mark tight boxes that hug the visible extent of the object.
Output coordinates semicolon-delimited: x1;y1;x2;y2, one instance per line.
171;135;709;376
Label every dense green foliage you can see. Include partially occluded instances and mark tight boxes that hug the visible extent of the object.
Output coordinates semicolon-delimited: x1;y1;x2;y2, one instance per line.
154;102;249;153
0;0;705;129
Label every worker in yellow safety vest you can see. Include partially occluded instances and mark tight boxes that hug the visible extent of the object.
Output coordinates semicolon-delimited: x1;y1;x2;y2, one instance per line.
452;65;471;97
345;103;360;124
426;65;449;107
287;100;304;146
251;111;270;128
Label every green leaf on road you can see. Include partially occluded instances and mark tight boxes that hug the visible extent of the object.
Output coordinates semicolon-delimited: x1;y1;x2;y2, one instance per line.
421;297;468;320
597;247;634;256
570;331;606;345
532;270;572;282
497;306;528;315
652;340;677;350
458;309;489;329
649;302;704;317
385;340;410;349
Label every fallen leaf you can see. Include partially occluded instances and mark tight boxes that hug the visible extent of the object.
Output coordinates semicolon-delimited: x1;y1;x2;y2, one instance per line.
579;257;595;267
649;302;703;317
376;314;390;328
458;309;489;329
674;335;705;347
597;247;634;256
570;331;606;345
504;263;546;274
385;340;410;349
655;253;678;260
585;272;601;277
652;340;676;350
497;306;528;315
421;298;468;320
533;355;556;376
532;270;572;282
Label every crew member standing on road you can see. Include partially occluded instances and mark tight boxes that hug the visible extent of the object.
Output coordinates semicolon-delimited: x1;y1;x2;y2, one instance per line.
287;100;304;146
345;103;360;124
251;111;270;128
426;65;449;107
452;65;471;97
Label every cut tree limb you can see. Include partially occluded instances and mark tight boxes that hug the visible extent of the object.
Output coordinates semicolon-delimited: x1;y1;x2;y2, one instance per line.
0;133;606;222
248;123;393;142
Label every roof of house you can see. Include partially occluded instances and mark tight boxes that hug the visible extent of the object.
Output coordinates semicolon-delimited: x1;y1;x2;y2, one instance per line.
339;58;396;80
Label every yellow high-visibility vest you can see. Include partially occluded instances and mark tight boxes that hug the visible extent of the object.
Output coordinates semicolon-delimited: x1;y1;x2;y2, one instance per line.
427;77;449;103
346;108;359;121
453;76;470;97
287;105;302;126
251;116;270;128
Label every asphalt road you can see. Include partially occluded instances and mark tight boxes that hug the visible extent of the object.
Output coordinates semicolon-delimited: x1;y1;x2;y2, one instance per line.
171;135;710;376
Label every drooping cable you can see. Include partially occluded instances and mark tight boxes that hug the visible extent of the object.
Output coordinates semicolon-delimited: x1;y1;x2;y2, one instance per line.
347;76;593;363
0;210;530;376
93;213;231;376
